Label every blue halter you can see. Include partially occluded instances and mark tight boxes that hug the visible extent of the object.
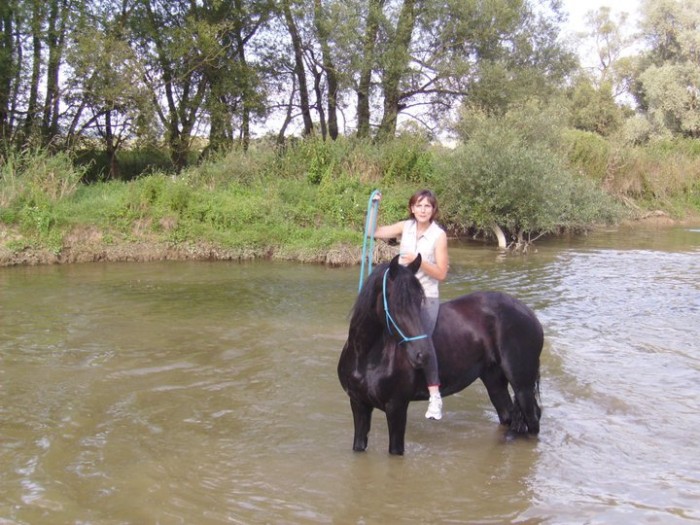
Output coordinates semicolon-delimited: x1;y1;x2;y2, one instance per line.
382;268;429;345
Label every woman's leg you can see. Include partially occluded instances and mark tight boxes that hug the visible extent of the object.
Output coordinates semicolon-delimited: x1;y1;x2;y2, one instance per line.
421;298;442;419
420;297;440;335
420;298;440;385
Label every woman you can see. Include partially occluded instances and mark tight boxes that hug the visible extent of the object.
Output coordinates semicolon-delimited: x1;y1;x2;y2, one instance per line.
372;189;449;420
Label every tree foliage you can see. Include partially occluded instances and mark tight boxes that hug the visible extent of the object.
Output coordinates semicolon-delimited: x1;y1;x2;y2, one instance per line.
632;0;700;138
567;77;624;136
0;0;580;157
0;0;696;169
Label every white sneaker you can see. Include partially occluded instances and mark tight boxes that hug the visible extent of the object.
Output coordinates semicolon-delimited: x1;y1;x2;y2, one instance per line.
425;393;443;420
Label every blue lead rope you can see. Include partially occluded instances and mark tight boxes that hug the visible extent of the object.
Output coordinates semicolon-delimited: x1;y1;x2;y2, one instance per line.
382;269;428;344
358;189;381;293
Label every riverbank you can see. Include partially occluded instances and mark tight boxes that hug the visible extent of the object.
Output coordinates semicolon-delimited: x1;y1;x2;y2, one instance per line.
0;223;401;267
2;210;697;268
4;136;699;269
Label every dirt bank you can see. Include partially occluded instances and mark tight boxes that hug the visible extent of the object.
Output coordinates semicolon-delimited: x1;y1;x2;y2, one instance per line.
1;211;696;268
0;224;400;268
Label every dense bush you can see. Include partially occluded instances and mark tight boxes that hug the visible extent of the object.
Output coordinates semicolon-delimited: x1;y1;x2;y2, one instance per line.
435;124;619;244
439;106;622;245
74;147;177;182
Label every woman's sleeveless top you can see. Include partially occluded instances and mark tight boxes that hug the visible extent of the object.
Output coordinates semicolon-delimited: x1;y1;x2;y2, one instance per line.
399;220;443;298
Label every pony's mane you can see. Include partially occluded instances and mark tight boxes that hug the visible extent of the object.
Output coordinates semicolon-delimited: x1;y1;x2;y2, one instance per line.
350;260;424;330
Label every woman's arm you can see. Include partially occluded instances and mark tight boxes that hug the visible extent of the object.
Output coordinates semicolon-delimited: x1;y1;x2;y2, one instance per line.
374;221;405;239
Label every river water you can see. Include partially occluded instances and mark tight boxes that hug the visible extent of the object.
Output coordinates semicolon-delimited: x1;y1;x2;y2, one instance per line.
1;223;699;524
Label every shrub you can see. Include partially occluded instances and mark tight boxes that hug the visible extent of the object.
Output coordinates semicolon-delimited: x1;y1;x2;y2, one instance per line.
434;116;620;241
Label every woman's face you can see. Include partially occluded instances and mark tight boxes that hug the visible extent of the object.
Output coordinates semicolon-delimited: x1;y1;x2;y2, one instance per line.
411;196;434;223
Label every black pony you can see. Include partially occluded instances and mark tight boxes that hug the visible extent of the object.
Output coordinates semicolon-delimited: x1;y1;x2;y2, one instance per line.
338;255;543;455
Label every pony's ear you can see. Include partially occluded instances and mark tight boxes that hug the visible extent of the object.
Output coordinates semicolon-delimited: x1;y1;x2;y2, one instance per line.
408;253;422;274
389;254;401;277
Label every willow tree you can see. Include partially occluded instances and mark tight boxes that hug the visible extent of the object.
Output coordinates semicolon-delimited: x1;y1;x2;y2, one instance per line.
560;7;633;136
582;7;633;91
126;0;206;170
0;0;79;148
376;0;416;140
42;0;73;144
190;0;272;152
356;0;384;138
632;0;700;138
65;1;150;179
266;0;350;141
281;0;314;136
313;0;339;139
354;0;575;139
21;0;73;145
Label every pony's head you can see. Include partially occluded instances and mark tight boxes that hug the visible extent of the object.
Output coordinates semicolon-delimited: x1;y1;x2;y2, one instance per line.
352;254;430;369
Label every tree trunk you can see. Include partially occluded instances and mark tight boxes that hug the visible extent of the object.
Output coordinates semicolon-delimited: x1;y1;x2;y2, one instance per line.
277;75;296;145
42;0;68;146
0;1;14;142
356;0;384;138
104;110;121;180
282;0;313;136
491;223;507;249
168;130;189;172
377;0;416;140
234;24;251;151
206;84;229;154
142;0;207;172
314;0;338;140
22;0;44;142
312;63;327;139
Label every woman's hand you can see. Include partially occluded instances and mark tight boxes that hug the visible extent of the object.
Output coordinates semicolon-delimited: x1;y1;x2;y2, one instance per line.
400;251;418;265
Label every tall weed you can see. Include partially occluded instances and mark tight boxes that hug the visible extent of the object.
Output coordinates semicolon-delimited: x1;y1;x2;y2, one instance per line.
1;148;85;207
564;129;611;182
604;140;700;206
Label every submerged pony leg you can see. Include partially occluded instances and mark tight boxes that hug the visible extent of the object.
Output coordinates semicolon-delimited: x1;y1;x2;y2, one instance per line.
385;399;410;455
350;398;373;451
480;365;514;426
511;386;541;435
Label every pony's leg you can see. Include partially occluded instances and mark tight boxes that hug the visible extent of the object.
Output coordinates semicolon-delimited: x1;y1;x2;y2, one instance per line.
350;398;373;452
480;365;514;426
512;387;541;435
385;400;410;455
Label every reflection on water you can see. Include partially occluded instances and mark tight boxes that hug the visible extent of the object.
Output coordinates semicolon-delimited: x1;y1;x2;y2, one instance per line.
1;224;699;524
